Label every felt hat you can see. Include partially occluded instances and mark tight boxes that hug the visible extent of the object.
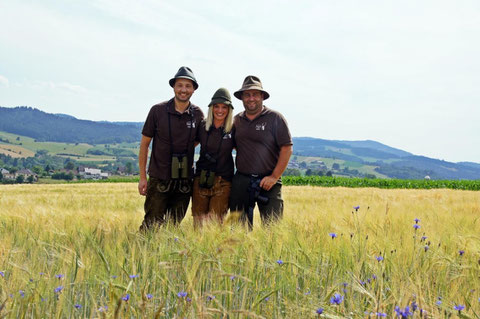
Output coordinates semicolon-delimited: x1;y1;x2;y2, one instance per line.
169;66;198;89
209;88;234;109
233;75;269;100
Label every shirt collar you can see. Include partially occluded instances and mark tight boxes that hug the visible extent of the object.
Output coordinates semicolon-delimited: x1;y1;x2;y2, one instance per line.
167;98;193;115
239;106;268;120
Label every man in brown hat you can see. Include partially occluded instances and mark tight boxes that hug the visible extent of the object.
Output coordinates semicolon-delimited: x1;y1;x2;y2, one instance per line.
229;75;293;228
138;66;204;230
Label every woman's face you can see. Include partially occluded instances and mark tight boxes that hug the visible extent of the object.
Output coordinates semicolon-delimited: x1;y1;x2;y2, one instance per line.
212;103;229;123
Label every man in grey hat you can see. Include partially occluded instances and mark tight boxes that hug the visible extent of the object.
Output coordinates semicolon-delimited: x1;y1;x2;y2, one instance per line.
229;75;293;228
138;66;204;230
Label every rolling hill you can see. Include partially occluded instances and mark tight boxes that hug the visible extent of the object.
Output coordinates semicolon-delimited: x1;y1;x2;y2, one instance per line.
1;106;479;180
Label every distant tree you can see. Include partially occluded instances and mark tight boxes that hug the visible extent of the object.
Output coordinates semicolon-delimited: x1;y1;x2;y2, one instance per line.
332;163;340;170
305;168;313;176
125;162;133;174
27;175;35;183
52;172;74;180
0;171;3;181
16;175;24;183
32;166;43;175
317;170;325;176
16;137;20;141
45;164;52;172
364;174;376;179
64;161;75;170
299;161;307;169
283;168;301;176
326;170;333;177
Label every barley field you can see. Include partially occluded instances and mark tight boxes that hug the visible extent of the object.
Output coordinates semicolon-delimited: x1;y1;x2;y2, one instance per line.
0;183;479;318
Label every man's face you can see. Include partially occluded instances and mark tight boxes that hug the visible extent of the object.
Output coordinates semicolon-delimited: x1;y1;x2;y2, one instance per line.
173;78;195;103
241;90;263;115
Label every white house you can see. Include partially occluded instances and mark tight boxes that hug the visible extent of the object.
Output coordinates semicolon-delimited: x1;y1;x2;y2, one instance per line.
78;167;108;180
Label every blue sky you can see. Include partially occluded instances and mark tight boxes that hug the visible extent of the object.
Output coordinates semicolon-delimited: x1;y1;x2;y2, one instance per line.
1;0;479;163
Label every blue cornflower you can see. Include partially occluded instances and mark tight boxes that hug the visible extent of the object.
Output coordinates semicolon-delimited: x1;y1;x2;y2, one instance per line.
0;271;4;277
98;306;108;312
74;304;82;309
411;301;418;311
414;218;420;224
376;313;387;317
394;306;412;317
436;300;442;306
19;290;25;297
353;205;360;211
424;245;429;252
413;224;420;230
372;274;377;280
376;256;384;262
186;297;192;302
330;293;344;305
122;294;130;301
55;274;64;279
111;275;117;279
129;274;138;278
305;290;311;295
174;237;179;242
39;272;45;276
420;309;426;316
54;285;64;293
177;291;187;298
454;305;465;311
207;295;215;301
264;297;270;301
230;275;236;280
459;250;465;256
147;294;153;299
316;307;324;314
276;259;284;265
41;297;46;302
329;233;337;239
421;236;427;241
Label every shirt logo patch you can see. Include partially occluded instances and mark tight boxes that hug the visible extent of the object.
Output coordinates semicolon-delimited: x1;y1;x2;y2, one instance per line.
186;121;196;128
223;133;232;139
255;122;267;131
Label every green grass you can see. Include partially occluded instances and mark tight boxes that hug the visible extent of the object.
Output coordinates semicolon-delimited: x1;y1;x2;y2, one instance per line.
38;176;480;191
283;176;480;190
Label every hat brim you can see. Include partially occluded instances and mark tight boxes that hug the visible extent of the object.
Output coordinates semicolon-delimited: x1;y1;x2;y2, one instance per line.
233;89;269;100
209;99;234;109
169;77;199;90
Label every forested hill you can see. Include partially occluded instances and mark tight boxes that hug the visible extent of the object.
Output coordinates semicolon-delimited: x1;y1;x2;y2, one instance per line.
0;106;143;144
2;106;479;179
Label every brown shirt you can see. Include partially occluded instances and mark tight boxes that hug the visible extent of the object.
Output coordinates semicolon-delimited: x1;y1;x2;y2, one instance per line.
195;121;235;181
234;106;292;175
142;99;204;180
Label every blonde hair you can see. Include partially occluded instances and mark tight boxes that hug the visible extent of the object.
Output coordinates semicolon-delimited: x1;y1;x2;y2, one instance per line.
205;103;233;133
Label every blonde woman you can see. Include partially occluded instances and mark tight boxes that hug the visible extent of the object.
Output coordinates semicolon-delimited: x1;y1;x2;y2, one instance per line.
192;88;235;227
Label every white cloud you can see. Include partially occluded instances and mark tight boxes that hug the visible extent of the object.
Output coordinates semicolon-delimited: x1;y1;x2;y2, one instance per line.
0;75;9;87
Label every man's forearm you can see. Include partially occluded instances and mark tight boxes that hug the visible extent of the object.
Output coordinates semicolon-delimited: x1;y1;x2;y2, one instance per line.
271;145;293;180
139;136;152;180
